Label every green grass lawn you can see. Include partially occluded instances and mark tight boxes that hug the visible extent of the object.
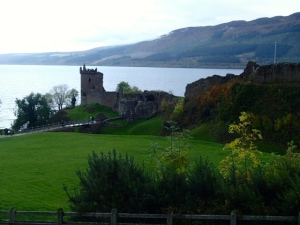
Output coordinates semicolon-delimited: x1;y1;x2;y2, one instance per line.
0;132;226;211
0;104;282;212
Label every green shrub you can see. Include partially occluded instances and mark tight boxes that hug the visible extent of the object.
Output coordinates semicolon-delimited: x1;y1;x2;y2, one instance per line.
156;170;188;212
278;175;300;215
220;164;264;214
187;157;222;213
64;150;157;213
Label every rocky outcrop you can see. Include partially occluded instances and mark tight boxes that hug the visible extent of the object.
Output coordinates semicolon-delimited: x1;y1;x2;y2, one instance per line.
185;61;300;99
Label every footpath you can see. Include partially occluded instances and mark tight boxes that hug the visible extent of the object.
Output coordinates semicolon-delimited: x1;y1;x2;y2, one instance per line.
0;116;123;138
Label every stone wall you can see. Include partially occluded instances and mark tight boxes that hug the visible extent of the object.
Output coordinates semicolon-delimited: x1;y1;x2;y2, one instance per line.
185;74;238;100
241;61;300;83
98;91;120;111
119;91;173;119
185;61;300;99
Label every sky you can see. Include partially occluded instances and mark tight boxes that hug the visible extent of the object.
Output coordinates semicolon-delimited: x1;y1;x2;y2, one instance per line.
0;0;299;54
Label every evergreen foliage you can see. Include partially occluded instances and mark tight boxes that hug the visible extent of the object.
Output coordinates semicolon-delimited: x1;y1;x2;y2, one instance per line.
64;149;156;213
187;157;221;212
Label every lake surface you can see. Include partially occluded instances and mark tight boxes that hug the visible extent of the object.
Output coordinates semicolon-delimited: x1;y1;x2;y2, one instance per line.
0;65;243;129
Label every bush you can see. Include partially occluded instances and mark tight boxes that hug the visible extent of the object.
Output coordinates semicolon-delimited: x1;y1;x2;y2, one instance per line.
156;170;189;212
187;157;223;213
220;169;264;214
64;150;157;213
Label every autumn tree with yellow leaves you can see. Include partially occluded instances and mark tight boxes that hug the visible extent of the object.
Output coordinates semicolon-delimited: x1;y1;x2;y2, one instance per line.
219;112;263;179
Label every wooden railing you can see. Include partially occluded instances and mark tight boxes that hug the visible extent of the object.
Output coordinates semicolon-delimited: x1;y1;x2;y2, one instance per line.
0;208;299;225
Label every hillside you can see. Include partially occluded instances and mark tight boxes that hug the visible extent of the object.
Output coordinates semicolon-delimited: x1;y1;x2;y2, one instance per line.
0;12;299;68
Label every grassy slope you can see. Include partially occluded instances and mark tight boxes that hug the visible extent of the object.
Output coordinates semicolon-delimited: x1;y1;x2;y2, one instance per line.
0;104;280;211
100;117;164;135
0;132;226;211
66;103;119;121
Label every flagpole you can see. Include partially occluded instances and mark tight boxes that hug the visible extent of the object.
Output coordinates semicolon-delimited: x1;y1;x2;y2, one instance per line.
274;42;277;64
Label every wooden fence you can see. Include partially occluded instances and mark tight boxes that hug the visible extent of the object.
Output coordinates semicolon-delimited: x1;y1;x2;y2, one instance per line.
0;208;299;225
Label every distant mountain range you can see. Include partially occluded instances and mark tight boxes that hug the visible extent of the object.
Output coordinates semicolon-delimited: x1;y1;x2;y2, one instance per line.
0;12;299;68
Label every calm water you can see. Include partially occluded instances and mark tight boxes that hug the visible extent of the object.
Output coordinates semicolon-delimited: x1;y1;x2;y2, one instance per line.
0;65;243;129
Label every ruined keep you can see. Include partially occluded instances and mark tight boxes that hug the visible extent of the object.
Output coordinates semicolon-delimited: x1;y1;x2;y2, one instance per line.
81;64;120;111
80;64;173;119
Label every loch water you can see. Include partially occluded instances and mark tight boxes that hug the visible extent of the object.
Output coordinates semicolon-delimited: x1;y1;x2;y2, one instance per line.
0;65;243;129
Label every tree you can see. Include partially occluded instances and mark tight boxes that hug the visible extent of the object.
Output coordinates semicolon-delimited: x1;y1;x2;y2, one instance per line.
44;93;55;110
116;81;131;93
131;85;141;92
219;112;263;179
69;88;79;108
48;85;78;110
149;121;192;175
12;93;50;131
116;81;141;93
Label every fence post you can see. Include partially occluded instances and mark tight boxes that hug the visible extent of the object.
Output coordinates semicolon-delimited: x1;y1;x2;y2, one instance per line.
167;211;173;225
57;208;64;225
230;210;236;225
111;208;117;225
9;207;16;225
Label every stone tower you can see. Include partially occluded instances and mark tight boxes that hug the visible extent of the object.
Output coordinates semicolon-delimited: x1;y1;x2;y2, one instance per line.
80;63;106;105
80;64;120;111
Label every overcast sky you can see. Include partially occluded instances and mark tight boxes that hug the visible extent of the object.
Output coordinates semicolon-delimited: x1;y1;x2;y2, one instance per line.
0;0;299;54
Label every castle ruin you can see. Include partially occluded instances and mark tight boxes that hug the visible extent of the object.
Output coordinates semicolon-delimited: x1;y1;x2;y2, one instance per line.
185;61;300;100
80;64;173;119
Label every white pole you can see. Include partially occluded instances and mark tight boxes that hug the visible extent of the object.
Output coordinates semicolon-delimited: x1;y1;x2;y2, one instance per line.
274;42;277;64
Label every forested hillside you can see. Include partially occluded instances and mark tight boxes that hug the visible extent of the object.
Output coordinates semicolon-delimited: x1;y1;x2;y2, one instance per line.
0;12;299;68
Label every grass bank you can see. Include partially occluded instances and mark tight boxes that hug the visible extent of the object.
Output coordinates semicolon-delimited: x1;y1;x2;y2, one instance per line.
0;132;225;211
0;104;282;211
